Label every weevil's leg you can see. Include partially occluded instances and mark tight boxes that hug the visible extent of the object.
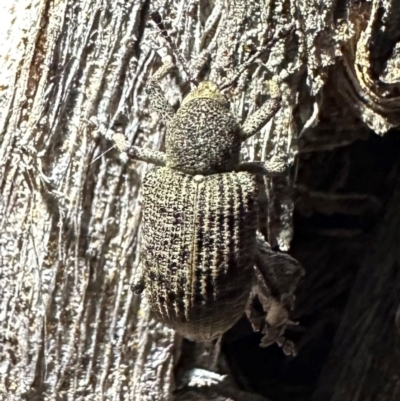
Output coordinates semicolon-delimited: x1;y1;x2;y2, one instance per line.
237;158;287;176
240;79;281;141
145;61;176;124
246;291;297;355
125;146;166;166
113;133;166;166
248;232;304;355
131;266;145;295
131;279;145;295
131;255;146;296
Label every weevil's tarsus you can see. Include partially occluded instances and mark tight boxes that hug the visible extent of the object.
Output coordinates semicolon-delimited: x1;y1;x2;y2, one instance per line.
113;132;130;153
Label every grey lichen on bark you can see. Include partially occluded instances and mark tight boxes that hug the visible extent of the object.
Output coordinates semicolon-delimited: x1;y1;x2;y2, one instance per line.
0;0;400;400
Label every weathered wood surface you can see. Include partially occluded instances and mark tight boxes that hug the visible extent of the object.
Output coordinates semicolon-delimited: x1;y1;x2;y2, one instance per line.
0;1;400;400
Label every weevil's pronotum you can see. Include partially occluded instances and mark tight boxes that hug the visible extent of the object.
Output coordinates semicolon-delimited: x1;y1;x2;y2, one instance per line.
120;11;304;355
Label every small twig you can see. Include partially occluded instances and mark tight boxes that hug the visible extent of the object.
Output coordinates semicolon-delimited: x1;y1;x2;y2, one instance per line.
220;23;295;91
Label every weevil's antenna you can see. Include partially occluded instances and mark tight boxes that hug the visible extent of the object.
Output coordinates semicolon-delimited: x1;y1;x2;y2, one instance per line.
219;23;295;91
150;11;199;86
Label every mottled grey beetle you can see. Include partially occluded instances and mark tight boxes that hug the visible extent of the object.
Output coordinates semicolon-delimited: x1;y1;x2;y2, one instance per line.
118;13;304;355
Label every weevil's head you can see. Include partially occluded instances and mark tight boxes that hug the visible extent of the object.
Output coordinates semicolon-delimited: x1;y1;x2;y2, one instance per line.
181;81;229;108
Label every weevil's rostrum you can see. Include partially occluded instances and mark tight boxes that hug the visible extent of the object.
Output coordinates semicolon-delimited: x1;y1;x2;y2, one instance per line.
122;55;304;354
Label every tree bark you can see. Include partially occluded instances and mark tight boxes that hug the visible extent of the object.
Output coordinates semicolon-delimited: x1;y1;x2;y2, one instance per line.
311;162;400;401
0;1;399;400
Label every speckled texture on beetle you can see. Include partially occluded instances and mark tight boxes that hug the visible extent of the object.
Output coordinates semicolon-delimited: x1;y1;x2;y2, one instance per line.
118;60;304;355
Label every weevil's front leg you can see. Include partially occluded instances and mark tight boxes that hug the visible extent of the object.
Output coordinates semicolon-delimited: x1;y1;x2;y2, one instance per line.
113;133;167;166
145;61;176;124
247;232;304;355
125;147;166;166
240;79;281;141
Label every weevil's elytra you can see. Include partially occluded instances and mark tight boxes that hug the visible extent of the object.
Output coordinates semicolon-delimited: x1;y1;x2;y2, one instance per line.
142;168;258;341
120;11;304;354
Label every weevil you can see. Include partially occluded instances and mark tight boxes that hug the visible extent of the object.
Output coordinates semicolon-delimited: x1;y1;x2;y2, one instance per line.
120;13;304;355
